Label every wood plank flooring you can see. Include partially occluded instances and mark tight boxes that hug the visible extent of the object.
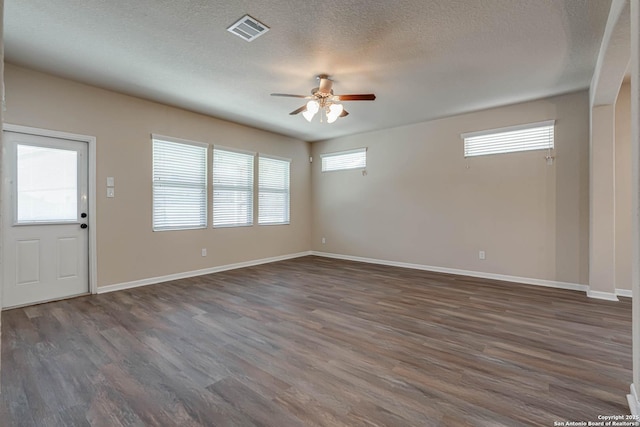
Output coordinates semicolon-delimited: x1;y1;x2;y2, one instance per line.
0;256;632;426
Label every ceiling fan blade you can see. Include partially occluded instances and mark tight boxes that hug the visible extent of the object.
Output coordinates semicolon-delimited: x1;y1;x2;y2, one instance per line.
337;94;376;101
271;93;311;98
340;109;349;117
289;105;307;115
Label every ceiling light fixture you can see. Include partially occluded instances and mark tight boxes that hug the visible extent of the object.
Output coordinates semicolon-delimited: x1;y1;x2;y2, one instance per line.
271;75;376;124
302;99;343;123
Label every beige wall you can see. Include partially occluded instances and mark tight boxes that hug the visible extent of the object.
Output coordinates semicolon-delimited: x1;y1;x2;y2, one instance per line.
311;91;590;284
590;103;616;294
2;64;595;288
4;64;311;287
616;81;632;291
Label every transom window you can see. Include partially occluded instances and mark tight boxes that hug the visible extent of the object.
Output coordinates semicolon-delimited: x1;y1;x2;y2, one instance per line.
321;147;367;172
462;120;555;158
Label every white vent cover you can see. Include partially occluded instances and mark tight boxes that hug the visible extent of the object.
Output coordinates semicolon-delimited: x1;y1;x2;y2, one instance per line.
227;15;269;42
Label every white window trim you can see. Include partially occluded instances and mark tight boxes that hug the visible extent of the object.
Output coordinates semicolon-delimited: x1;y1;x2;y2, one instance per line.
213;144;256;156
151;133;209;149
259;153;292;163
320;147;367;172
460;120;555;140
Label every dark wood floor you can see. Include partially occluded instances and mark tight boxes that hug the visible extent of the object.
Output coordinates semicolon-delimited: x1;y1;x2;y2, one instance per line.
0;256;632;426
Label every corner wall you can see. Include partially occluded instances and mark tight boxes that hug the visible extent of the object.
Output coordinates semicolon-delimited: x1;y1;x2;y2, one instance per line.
0;0;5;377
3;64;312;288
311;91;589;285
616;81;632;292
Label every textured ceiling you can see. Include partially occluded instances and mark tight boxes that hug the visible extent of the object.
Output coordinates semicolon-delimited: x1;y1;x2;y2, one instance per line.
5;0;612;142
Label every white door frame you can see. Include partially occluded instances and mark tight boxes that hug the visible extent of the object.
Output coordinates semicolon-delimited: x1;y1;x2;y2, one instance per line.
3;123;98;295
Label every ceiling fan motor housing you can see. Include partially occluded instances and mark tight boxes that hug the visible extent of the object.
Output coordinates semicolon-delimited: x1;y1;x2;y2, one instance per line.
316;75;334;97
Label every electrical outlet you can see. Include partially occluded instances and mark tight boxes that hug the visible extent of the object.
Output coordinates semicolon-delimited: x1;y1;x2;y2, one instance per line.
322;237;326;244
106;187;115;198
479;250;486;260
201;248;207;257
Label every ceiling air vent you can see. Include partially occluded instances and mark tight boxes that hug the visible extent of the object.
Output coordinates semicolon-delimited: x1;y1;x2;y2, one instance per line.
227;15;269;42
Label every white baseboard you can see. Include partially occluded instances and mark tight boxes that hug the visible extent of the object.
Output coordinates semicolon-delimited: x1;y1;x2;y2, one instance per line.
617;288;633;298
629;383;639;415
310;251;588;293
586;290;619;301
97;251;312;294
97;250;629;303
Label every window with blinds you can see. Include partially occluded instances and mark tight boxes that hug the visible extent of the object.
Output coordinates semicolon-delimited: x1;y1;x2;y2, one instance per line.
259;156;290;225
462;120;555;158
152;136;207;231
213;147;254;227
321;147;367;172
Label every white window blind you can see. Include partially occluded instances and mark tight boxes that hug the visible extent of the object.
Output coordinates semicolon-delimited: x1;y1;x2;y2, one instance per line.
259;156;290;225
213;147;254;227
152;136;207;231
462;120;555;158
321;147;367;172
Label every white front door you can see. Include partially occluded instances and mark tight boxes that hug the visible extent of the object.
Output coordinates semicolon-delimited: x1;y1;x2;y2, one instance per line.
2;131;89;308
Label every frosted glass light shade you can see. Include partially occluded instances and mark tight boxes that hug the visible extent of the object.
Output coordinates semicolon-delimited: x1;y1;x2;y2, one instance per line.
327;103;344;123
302;110;315;122
307;100;319;113
303;100;319;122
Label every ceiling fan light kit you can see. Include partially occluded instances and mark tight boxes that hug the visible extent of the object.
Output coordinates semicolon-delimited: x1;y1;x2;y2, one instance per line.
302;100;319;121
271;75;375;124
327;103;344;123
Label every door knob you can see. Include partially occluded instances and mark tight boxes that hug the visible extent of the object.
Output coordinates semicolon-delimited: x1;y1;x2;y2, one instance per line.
80;224;88;229
81;213;87;218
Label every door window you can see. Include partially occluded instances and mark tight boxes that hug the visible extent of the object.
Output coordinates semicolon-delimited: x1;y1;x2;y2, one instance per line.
16;144;78;223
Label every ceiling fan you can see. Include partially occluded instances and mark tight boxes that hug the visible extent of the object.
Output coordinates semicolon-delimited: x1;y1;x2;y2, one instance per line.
271;74;376;123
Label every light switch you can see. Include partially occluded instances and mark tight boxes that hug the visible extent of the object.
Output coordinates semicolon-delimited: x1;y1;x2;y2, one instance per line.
107;187;115;198
106;177;115;187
